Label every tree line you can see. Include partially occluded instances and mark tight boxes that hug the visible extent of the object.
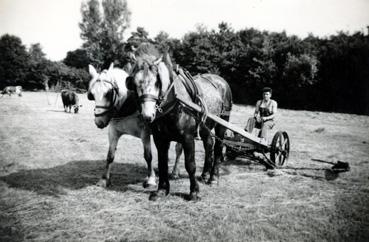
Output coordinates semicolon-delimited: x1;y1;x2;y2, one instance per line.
0;0;368;115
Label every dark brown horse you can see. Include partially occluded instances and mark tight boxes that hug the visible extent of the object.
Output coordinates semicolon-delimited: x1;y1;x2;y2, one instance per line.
126;43;232;201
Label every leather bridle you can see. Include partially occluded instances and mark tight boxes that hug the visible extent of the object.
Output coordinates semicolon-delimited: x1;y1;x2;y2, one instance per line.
131;58;176;115
90;80;119;117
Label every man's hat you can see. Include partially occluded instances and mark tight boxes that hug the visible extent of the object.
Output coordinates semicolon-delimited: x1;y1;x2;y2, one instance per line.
262;87;272;93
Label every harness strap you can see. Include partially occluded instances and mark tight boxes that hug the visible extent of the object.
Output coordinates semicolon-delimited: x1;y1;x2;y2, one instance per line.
177;68;199;103
94;109;112;117
139;94;159;103
183;69;200;98
93;86;118;117
198;74;218;89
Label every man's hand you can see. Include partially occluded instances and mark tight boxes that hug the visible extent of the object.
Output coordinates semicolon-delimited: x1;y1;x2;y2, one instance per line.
255;115;262;123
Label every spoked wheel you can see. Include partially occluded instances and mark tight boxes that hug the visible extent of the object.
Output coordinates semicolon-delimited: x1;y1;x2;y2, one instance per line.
270;131;290;167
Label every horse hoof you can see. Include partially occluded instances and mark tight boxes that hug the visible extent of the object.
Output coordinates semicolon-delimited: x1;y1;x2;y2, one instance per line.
143;181;156;189
198;173;209;183
188;192;201;201
149;192;159;201
149;189;168;201
169;172;180;180
206;177;218;185
96;179;110;188
143;177;157;188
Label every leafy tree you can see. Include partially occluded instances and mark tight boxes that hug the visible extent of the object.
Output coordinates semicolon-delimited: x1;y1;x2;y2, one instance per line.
42;61;89;92
64;48;90;69
100;0;131;68
79;0;131;69
282;53;318;88
29;43;46;61
177;29;214;74
0;34;30;88
80;0;103;67
26;43;49;90
128;26;150;47
316;31;369;113
154;31;181;64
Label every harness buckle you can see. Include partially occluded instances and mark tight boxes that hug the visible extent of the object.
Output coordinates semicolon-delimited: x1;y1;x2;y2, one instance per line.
155;104;163;113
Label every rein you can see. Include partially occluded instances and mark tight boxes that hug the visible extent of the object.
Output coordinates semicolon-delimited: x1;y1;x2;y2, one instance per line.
154;78;176;113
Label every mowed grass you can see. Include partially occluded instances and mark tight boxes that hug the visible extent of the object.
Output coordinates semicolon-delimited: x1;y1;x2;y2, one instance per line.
1;91;369;241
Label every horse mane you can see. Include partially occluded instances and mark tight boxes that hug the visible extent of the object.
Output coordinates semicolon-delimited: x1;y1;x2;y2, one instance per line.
135;43;161;62
133;43;173;94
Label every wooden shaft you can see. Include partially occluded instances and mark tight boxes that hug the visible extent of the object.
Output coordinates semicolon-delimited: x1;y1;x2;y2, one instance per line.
176;95;268;148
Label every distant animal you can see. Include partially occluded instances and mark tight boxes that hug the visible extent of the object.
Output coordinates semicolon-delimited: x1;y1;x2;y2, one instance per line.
61;90;82;113
87;63;156;188
126;43;233;201
1;86;22;97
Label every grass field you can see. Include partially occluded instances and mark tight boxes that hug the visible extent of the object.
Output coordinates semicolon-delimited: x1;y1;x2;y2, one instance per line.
1;91;369;241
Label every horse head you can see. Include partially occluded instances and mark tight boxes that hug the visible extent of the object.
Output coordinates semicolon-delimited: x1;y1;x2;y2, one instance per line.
126;43;172;122
88;63;128;128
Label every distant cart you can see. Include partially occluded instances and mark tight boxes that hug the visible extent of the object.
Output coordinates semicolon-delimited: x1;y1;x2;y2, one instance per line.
177;96;290;168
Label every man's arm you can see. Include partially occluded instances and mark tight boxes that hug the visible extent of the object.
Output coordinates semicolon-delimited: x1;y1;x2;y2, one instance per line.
254;100;261;117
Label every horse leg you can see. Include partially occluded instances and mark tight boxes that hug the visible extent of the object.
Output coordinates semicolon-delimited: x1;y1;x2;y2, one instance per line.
183;135;200;201
142;133;156;188
97;126;120;188
208;124;227;184
199;126;214;182
170;142;182;179
149;138;170;201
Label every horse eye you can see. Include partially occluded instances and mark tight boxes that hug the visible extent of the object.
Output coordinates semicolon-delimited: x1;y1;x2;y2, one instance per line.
87;92;94;100
105;89;113;99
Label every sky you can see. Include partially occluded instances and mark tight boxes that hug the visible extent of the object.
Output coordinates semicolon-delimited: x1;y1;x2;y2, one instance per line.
0;0;368;61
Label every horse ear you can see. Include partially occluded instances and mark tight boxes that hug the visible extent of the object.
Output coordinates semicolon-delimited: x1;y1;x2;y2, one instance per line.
125;76;135;91
108;63;114;71
162;52;174;82
89;65;98;78
157;62;170;90
163;52;173;70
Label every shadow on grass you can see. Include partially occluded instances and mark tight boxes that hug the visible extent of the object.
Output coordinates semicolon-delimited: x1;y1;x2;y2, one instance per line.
222;155;346;181
282;166;344;181
46;109;66;113
0;160;148;196
221;155;270;171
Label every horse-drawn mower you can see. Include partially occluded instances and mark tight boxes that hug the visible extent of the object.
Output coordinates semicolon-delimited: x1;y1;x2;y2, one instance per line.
178;94;350;173
223;130;290;168
176;96;290;169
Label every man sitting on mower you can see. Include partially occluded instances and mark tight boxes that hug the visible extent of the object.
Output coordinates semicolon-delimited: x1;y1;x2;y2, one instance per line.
245;87;277;144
